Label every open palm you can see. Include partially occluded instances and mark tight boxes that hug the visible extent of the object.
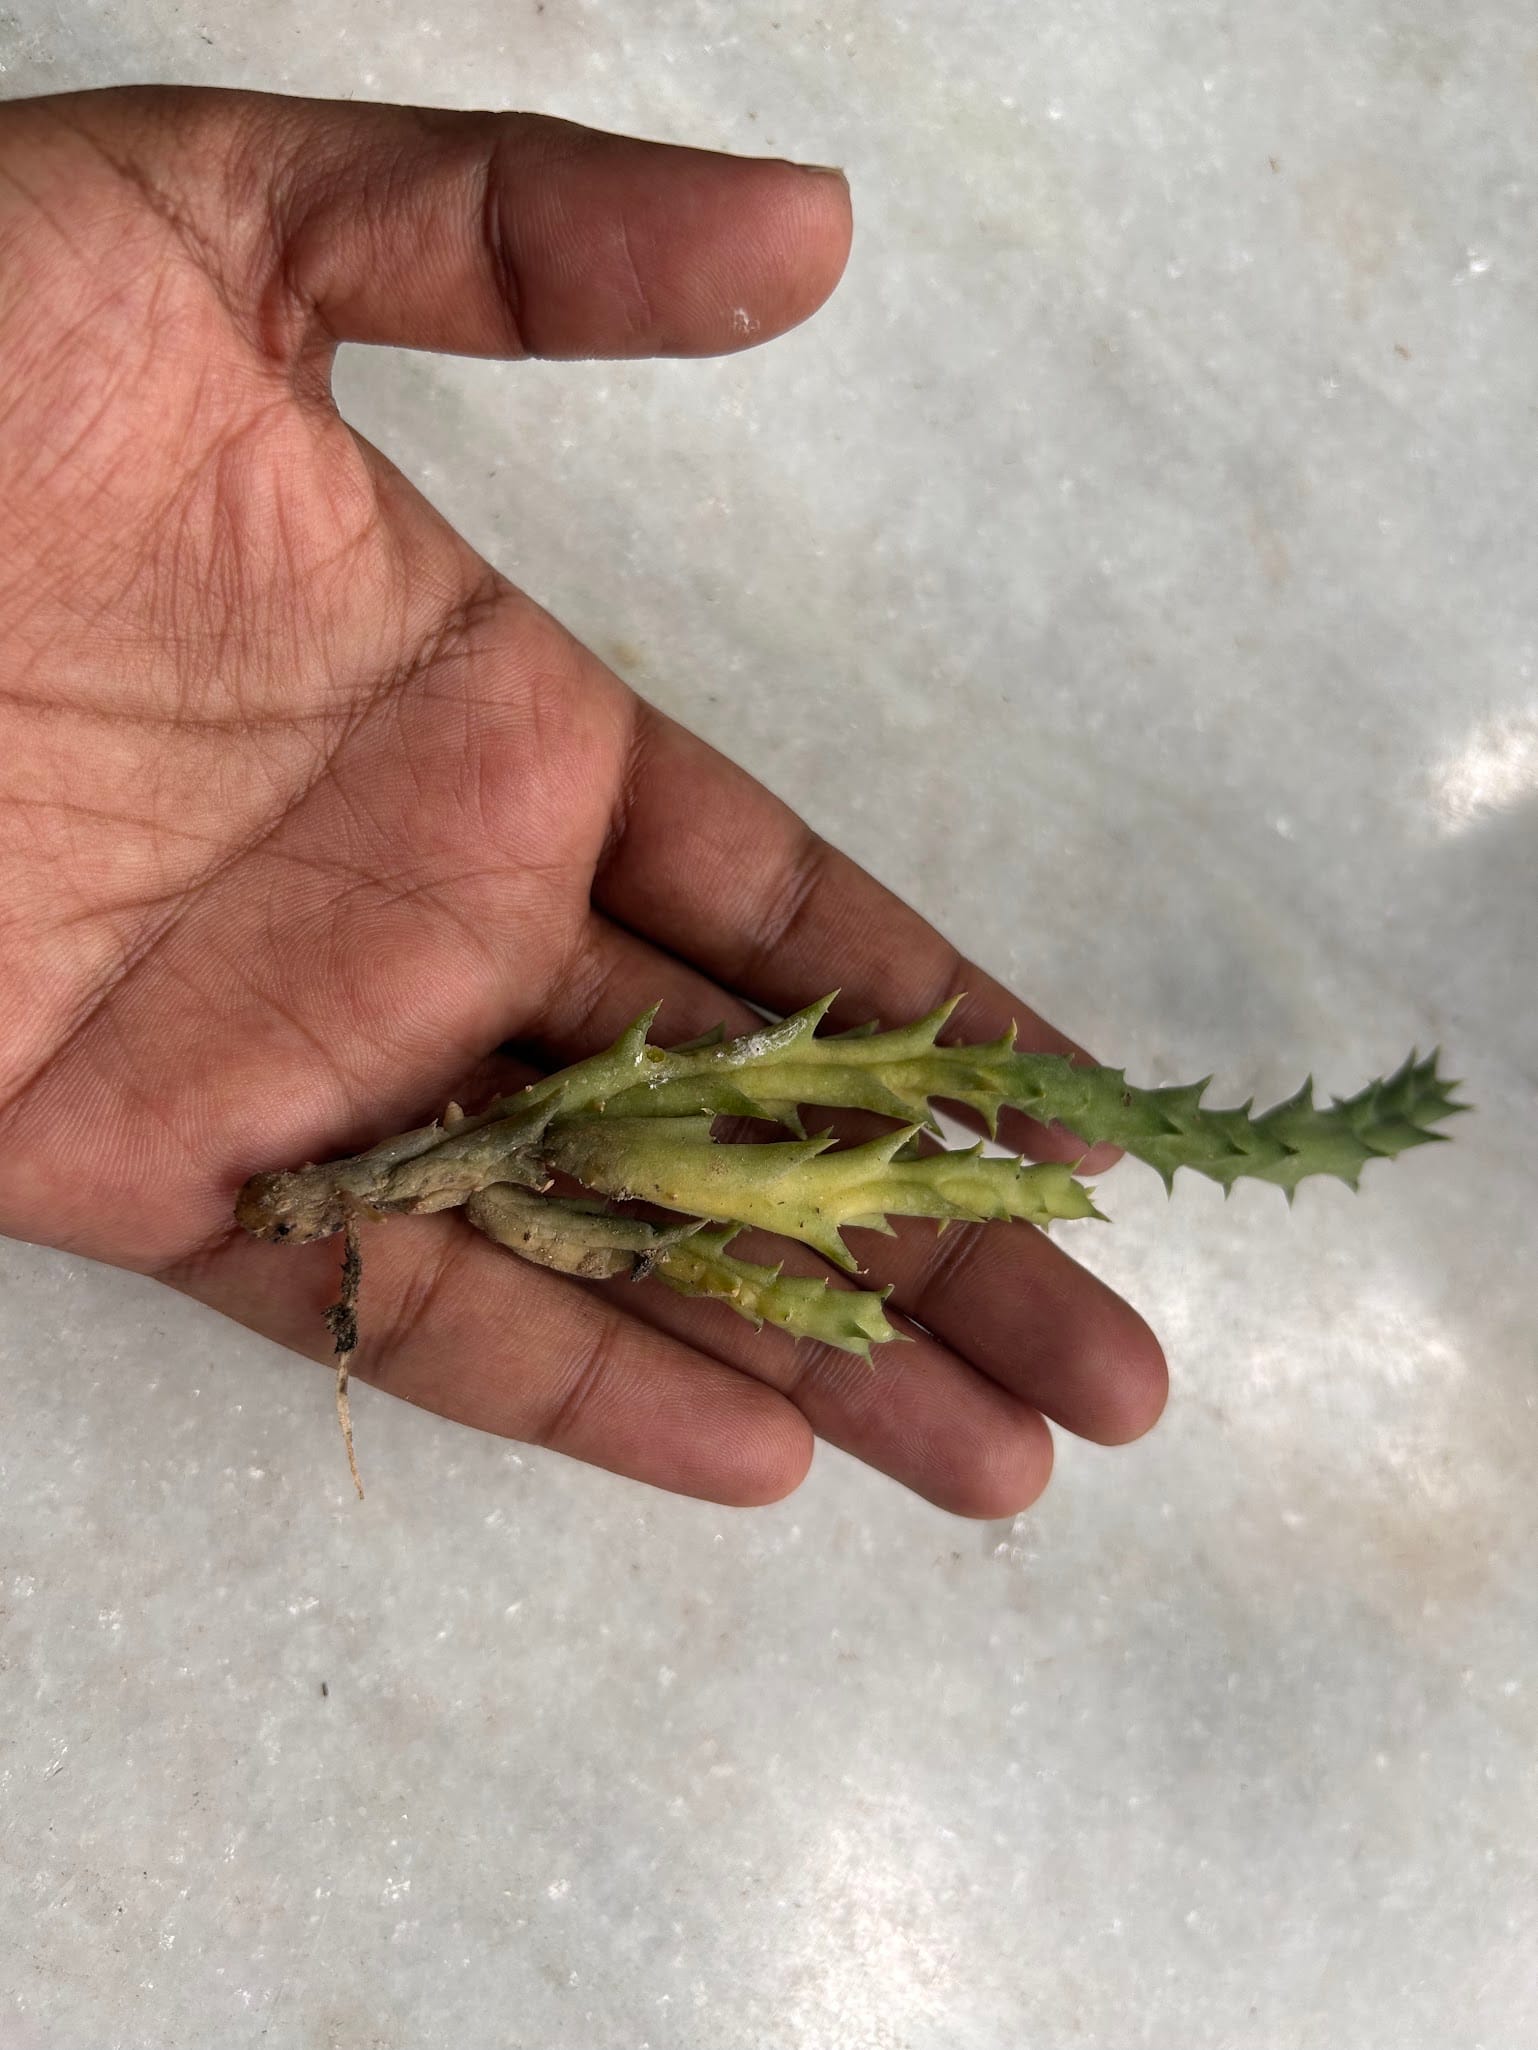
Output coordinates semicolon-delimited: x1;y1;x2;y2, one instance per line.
0;86;1164;1511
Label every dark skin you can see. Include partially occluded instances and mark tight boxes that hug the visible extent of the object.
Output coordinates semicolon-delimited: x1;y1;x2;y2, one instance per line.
0;87;1166;1513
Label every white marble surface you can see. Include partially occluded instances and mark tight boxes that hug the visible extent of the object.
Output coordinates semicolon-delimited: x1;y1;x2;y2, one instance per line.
3;4;1536;2046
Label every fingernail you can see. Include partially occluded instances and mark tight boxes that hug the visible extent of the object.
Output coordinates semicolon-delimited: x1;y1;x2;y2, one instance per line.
785;159;848;182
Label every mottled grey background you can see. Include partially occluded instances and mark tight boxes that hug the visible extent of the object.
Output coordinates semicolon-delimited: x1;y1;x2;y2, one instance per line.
3;4;1535;2046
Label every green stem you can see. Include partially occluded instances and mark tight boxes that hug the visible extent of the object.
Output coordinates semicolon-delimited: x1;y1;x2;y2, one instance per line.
652;1230;900;1359
596;997;1465;1196
545;1116;1098;1272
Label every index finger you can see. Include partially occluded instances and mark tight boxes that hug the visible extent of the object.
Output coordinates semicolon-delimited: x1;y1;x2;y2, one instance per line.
594;701;1118;1167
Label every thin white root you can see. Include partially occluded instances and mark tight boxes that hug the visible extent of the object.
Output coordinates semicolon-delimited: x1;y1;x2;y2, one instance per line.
336;1351;362;1500
323;1214;366;1499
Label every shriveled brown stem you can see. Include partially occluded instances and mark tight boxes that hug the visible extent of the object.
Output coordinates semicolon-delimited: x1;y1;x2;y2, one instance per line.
464;1184;701;1278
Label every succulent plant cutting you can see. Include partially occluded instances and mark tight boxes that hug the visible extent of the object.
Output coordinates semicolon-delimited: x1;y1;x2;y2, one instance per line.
235;996;1465;1492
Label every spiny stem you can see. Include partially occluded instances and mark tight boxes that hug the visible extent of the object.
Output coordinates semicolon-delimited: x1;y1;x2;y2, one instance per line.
544;1116;1099;1272
593;997;1466;1196
463;1189;897;1356
652;1229;901;1359
233;993;1467;1489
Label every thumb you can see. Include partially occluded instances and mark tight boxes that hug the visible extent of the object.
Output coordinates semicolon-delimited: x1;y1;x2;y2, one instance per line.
70;87;853;363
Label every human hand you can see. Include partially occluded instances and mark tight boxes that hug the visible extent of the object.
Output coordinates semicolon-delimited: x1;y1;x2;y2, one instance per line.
0;86;1165;1512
